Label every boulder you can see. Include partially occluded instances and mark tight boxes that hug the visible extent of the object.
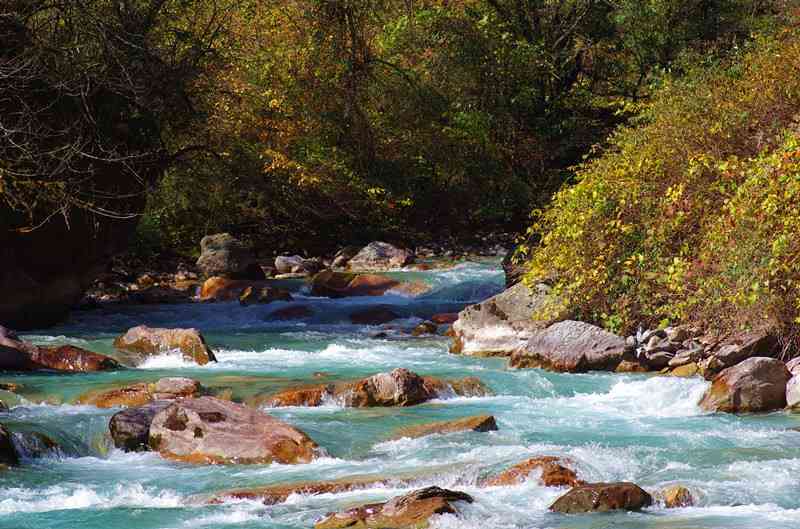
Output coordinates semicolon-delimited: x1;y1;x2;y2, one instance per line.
431;313;459;325
239;285;293;306
662;485;694;508
264;369;488;408
199;276;245;301
331;246;361;269
615;360;650;373
450;282;554;357
393;415;497;440
665;362;700;378
109;400;172;452
310;271;400;298
510;320;629;373
314;486;472;529
195;233;263;279
411;322;438;337
709;332;778;371
699;357;790;413
275;255;307;274
501;245;527;287
347;242;414;271
0;424;18;466
786;357;800;376
153;377;201;399
0;326;119;372
483;456;582;488
349;307;401;325
786;375;800;410
113;325;216;365
549;482;653;513
148;397;320;464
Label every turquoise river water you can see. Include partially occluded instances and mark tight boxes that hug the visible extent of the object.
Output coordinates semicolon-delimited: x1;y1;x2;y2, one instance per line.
2;260;800;529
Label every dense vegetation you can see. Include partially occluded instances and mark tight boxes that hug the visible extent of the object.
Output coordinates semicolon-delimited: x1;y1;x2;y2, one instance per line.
525;21;800;345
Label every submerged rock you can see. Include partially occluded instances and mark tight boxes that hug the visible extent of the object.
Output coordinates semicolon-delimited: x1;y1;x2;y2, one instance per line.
314;486;472;529
392;415;498;440
699;357;790;413
310;271;401;298
109;401;173;452
0;326;119;372
113;325;216;365
80;377;202;408
208;476;390;505
483;456;582;488
196;233;263;280
661;485;695;508
349;307;401;325
431;313;459;325
450;282;554;357
0;424;19;466
148;397;320;464
270;305;315;320
263;369;489;408
347;242;415;271
549;482;653;513
510;320;629;373
238;285;293;306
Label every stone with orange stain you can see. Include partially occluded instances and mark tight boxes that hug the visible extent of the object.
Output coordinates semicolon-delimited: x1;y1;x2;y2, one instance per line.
113;325;216;365
483;456;582;488
392;415;497;440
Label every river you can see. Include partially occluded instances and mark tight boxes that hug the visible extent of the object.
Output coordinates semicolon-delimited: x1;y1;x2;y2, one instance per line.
2;260;800;529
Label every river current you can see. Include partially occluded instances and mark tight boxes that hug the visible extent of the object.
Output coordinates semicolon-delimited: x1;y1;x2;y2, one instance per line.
2;261;800;529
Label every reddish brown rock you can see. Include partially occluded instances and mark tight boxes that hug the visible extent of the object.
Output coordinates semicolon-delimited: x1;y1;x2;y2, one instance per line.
615;360;650;373
149;397;320;464
314;486;472;529
549;482;653;513
0;326;119;372
393;415;497;439
239;286;293;306
483;456;582;487
310;271;400;298
209;476;389;505
431;313;459;325
411;322;438;337
699;357;790;413
662;485;694;508
113;325;216;365
79;377;202;408
199;276;246;301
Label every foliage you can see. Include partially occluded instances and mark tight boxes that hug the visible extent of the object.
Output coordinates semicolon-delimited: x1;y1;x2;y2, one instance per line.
525;25;800;340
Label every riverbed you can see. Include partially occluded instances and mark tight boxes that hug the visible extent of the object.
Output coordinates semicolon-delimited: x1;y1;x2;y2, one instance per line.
2;260;800;529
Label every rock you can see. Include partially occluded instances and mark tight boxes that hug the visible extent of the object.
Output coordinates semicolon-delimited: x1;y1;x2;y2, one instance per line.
79;383;153;408
786;357;800;376
0;401;6;412
349;307;401;325
239;286;293;306
331;246;361;269
0;326;119;372
393;415;497;439
310;271;401;298
148;397;320;464
270;305;315;320
199;276;244;301
662;485;694;508
275;255;306;274
153;377;201;399
501;246;526;287
209;476;389;505
712;332;778;368
615;360;649;373
411;321;438;336
450;282;556;357
666;362;700;378
195;233;263;279
549;482;653;513
431;313;458;325
668;347;704;368
113;325;216;365
390;281;432;297
347;242;414;271
786;375;800;410
0;424;18;466
699;357;791;413
510;321;629;373
264;369;487;408
314;486;472;529
130;285;192;304
483;456;582;487
109;400;173;451
82;377;201;408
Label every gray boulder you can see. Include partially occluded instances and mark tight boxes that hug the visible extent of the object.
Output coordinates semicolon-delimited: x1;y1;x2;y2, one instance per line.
510;320;630;373
196;233;263;279
109;401;172;452
699;357;791;413
347;242;414;271
450;282;554;357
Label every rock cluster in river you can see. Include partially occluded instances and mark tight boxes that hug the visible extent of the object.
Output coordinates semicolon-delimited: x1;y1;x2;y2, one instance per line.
261;368;489;408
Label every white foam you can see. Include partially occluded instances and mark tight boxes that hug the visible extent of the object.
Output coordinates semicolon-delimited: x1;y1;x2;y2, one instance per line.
0;483;182;514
